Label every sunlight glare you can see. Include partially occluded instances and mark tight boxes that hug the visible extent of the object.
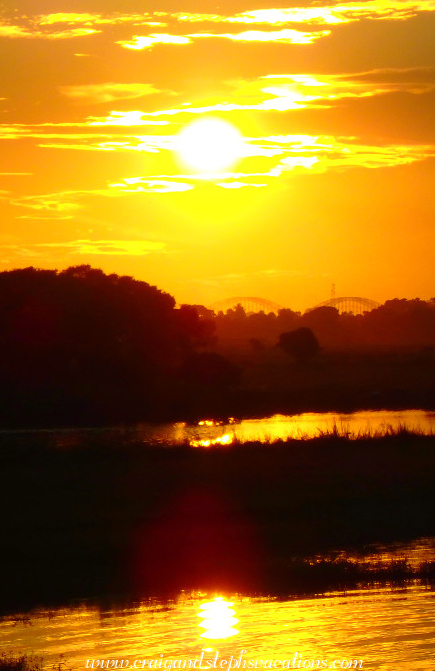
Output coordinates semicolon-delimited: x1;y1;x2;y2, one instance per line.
198;597;239;639
175;117;245;173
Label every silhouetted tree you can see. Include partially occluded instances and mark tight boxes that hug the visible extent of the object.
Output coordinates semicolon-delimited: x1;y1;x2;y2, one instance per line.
278;327;320;362
0;266;212;425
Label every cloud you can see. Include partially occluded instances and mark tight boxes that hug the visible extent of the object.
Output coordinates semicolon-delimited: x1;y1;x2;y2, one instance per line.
215;181;268;189
10;192;81;217
0;21;99;39
172;2;435;27
116;68;435;121
87;111;169;126
37;13;165;27
108;135;435;193
36;240;167;255
60;83;162;104
109;178;194;193
189;28;330;45
117;28;329;51
0;23;33;38
118;34;192;50
4;3;435;46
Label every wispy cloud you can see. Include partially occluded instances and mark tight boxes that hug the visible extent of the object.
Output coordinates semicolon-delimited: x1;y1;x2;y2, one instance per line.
117;34;192;50
36;240;167;255
37;13;165;27
118;28;329;51
109;136;435;191
0;12;166;42
60;83;162;104
172;2;435;27
4;3;435;46
0;21;99;40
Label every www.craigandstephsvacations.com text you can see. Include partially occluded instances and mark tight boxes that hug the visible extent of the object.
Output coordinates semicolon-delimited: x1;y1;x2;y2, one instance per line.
85;652;363;670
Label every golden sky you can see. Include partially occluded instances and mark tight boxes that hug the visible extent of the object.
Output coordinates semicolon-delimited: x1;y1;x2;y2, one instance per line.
1;0;435;310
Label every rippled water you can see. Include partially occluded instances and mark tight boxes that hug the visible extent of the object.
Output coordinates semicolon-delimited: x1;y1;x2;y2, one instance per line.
1;584;435;670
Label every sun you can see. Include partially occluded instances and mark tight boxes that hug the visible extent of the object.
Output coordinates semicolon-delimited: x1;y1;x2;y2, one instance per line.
175;117;245;173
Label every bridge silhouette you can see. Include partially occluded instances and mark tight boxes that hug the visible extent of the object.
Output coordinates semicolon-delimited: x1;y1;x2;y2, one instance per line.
208;296;380;315
208;297;283;314
307;296;381;315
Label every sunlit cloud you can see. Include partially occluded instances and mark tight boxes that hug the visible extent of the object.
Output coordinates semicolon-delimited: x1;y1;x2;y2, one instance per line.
108;136;435;194
5;3;435;46
0;23;33;38
36;240;167;255
172;2;435;27
60;83;162;104
11;193;81;215
87;111;169;126
216;181;268;189
109;178;194;193
37;13;165;27
38;13;103;25
122;68;435;120
0;20;99;39
189;29;330;45
265;135;435;173
118;34;191;50
2;69;435;162
118;28;329;51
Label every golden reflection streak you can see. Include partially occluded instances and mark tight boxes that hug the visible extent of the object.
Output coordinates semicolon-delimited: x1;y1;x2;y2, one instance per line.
190;434;234;448
198;598;239;639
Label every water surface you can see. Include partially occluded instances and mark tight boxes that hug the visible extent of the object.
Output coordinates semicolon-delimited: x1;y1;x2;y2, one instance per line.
3;409;434;449
1;584;434;671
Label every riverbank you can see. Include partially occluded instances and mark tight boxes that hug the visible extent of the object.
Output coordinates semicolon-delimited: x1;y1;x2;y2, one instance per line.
1;430;435;615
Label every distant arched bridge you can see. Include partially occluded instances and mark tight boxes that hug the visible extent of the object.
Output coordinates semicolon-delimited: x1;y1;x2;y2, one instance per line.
307;296;380;315
209;296;283;315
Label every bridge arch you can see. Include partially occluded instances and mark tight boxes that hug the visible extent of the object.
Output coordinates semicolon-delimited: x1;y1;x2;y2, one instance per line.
307;296;380;315
208;296;283;314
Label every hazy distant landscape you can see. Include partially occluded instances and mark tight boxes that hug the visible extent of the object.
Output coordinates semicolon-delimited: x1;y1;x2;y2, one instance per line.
0;265;435;428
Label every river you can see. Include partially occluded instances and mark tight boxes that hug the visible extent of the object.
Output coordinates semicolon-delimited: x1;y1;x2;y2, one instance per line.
1;539;435;669
4;409;435;449
1;411;435;668
1;585;434;670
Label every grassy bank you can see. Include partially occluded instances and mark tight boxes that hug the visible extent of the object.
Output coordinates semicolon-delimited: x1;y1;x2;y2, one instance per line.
0;430;434;614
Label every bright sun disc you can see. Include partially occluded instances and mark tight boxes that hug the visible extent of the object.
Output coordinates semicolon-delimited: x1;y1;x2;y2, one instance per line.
175;117;245;173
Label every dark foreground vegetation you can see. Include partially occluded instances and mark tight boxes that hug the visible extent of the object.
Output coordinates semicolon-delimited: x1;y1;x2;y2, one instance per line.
1;266;435;427
1;430;434;615
0;655;42;671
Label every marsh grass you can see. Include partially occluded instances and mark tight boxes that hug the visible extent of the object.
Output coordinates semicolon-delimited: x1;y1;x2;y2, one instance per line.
0;427;434;613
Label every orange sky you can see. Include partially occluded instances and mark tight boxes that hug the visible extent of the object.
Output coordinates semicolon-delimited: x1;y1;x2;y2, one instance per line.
1;1;435;310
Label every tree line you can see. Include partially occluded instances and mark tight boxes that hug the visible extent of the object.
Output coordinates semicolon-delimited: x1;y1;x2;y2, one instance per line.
0;265;434;426
202;299;435;350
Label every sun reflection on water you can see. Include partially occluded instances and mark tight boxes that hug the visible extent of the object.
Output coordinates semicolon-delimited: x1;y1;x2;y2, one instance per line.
190;434;234;448
198;597;239;639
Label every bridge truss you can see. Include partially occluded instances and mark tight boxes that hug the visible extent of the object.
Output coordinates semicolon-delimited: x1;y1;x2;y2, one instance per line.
208;296;283;315
307;296;380;315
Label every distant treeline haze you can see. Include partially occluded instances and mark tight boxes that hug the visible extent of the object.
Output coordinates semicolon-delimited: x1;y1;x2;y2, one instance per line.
205;300;435;349
0;266;434;426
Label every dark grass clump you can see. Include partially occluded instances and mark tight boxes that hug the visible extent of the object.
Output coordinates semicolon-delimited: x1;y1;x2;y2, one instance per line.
0;655;42;671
